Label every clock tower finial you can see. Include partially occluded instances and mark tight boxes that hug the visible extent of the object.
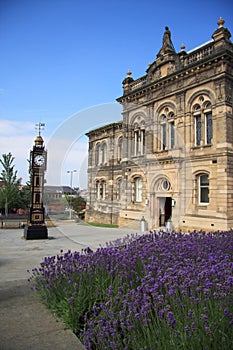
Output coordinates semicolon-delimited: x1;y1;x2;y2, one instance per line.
35;122;45;136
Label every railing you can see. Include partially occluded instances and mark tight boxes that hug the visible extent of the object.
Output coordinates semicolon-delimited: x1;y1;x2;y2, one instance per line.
130;76;147;91
1;219;26;228
184;42;214;66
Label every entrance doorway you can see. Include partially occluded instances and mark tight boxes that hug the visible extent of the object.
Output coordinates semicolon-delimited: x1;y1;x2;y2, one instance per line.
159;197;172;226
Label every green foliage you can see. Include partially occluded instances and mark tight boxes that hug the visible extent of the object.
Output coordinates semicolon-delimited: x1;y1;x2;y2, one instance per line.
0;153;22;215
29;231;233;350
18;183;31;210
70;196;86;213
88;222;119;228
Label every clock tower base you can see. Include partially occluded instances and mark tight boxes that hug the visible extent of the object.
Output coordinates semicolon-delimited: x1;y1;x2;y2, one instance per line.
24;225;48;240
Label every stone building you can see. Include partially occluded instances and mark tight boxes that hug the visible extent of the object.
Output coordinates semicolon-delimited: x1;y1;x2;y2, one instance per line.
85;18;233;232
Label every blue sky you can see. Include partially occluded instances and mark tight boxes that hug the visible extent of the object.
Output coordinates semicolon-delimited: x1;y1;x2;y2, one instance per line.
0;0;232;187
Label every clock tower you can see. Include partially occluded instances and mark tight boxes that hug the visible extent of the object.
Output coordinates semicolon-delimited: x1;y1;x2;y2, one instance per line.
24;126;48;239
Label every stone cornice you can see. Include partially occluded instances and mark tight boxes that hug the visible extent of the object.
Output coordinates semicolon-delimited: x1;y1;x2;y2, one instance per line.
86;121;122;137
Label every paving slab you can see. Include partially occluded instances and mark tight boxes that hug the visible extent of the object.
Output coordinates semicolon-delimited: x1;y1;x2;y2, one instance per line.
0;280;85;350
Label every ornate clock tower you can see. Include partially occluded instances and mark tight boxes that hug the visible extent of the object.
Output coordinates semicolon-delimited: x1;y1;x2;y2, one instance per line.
24;125;48;239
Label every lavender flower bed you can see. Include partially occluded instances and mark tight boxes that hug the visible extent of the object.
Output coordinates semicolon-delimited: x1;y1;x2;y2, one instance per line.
29;230;233;349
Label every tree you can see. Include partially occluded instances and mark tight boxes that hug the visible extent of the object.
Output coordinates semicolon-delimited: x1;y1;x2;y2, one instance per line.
19;183;31;210
70;196;86;213
0;153;22;216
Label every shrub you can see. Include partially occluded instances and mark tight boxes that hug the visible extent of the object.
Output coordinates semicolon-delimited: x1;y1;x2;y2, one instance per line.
29;230;233;349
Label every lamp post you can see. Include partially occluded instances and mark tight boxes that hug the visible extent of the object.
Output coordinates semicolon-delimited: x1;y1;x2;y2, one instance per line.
67;170;77;189
67;170;77;219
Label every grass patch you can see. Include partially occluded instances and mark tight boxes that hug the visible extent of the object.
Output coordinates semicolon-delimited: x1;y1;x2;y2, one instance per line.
86;222;119;228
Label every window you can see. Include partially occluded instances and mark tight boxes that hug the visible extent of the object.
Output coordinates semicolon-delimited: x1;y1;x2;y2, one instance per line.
169;122;175;149
135;177;142;202
161;179;170;191
159;111;175;151
134;126;145;156
161;124;167;150
96;180;106;200
96;181;100;199
141;129;145;154
95;142;107;165
102;181;106;199
134;129;139;155
192;98;213;147
117;178;122;200
117;137;123;162
95;143;101;165
101;143;107;164
199;174;209;204
195;115;202;146
194;104;201;112
205;112;212;145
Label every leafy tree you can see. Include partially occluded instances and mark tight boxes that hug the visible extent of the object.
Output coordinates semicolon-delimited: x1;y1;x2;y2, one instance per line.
70;196;86;213
0;153;22;216
19;183;31;210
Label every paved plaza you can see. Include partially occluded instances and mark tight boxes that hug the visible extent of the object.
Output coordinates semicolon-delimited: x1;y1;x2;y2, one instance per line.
0;221;136;282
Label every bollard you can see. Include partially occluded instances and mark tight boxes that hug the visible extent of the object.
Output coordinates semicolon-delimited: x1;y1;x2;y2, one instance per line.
140;216;146;232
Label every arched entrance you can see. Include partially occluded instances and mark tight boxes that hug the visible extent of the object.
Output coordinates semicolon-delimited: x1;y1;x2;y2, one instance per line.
152;177;173;228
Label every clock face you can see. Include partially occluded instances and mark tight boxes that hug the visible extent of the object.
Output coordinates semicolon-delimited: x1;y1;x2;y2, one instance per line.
34;154;45;166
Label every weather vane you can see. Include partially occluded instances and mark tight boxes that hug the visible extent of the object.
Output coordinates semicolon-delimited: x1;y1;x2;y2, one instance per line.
35;122;45;136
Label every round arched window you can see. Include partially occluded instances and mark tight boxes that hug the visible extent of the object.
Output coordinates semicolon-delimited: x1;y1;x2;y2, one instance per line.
193;104;201;111
160;179;171;191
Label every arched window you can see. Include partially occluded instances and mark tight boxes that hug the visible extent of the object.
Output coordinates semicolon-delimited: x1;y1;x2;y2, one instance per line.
96;181;100;199
195;114;202;146
117;137;123;162
134;177;142;202
194;104;201;111
192;98;212;146
161;121;167;150
169;121;175;149
204;102;212;145
134;124;145;156
101;143;107;164
199;174;209;204
95;142;107;165
96;180;106;200
102;181;106;199
95;143;101;165
116;178;122;200
159;110;175;150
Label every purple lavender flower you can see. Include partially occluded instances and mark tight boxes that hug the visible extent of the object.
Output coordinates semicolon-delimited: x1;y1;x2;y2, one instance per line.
29;229;233;349
167;311;176;328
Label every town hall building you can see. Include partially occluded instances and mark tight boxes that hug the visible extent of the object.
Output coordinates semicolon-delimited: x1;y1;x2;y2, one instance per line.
85;18;233;232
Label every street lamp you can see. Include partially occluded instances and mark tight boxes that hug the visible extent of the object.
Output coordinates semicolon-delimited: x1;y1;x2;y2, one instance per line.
67;170;77;189
67;170;77;219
